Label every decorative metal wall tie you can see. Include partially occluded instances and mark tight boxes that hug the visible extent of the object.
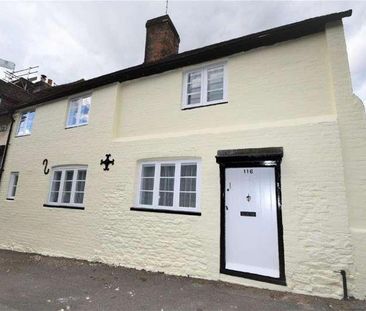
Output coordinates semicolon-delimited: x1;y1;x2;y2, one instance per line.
43;159;50;175
100;154;114;171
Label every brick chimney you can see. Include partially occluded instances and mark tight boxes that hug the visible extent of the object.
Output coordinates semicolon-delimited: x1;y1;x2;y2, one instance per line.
144;15;180;63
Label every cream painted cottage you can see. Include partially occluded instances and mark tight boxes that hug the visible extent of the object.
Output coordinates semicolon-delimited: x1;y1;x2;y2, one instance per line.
0;10;365;299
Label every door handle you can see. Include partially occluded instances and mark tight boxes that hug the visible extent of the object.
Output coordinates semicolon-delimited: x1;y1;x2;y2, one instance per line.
225;205;229;210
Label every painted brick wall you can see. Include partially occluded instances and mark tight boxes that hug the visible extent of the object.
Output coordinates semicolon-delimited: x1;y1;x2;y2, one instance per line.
325;21;366;299
0;23;363;300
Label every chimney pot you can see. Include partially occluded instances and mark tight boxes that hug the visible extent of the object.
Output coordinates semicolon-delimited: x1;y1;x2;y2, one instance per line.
144;15;180;63
40;74;47;82
47;78;53;86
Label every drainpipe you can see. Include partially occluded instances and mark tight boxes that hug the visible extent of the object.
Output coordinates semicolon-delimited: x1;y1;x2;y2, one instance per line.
0;113;15;181
340;270;348;300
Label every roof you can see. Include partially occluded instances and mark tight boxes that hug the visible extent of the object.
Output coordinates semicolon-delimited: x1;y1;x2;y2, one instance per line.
0;80;35;115
15;9;352;110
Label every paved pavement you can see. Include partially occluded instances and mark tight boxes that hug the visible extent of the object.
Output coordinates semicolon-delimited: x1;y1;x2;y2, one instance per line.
0;250;365;311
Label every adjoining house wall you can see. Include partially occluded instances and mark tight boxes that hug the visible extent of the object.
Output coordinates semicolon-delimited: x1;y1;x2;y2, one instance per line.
0;26;360;299
0;116;11;146
325;21;366;299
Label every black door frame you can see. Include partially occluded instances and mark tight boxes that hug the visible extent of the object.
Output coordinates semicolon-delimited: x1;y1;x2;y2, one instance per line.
216;147;286;286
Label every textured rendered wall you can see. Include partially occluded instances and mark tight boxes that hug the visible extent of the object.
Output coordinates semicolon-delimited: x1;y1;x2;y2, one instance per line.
325;21;366;299
117;32;334;138
0;28;360;299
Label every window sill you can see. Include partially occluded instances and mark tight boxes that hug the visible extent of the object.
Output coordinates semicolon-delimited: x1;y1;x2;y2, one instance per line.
65;123;88;130
130;207;201;216
43;204;85;210
182;101;228;110
15;134;31;138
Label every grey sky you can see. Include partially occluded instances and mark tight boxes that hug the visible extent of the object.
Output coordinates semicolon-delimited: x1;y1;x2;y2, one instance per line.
0;1;365;102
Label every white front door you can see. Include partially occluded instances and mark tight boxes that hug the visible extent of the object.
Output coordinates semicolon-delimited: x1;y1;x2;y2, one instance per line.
225;167;280;278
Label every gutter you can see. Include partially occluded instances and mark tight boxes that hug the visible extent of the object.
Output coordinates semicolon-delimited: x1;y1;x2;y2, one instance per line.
0;113;15;181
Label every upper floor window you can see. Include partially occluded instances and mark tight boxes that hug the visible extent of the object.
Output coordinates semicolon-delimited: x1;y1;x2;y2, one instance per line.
137;160;200;212
46;166;87;209
17;111;35;136
7;172;19;200
66;95;91;128
182;63;227;109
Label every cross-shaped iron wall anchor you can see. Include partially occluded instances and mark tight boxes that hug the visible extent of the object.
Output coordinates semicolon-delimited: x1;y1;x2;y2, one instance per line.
100;154;115;171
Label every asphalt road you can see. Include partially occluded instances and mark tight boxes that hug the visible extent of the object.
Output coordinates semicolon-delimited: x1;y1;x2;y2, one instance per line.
0;249;364;311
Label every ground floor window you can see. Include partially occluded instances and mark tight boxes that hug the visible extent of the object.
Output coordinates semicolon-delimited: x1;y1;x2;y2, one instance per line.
137;160;200;212
47;166;87;208
7;172;19;200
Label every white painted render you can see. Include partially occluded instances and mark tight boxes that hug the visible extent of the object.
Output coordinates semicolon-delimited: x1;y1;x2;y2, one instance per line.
0;21;365;300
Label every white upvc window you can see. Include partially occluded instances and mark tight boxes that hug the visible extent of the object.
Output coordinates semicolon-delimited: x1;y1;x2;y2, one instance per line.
16;111;35;136
47;166;87;208
66;95;91;128
7;172;19;199
137;160;200;212
182;62;227;109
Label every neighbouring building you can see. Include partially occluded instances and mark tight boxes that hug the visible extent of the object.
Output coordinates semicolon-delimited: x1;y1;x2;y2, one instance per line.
0;75;55;178
0;10;365;299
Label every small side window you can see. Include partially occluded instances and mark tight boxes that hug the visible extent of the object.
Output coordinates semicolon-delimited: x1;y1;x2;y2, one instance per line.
16;111;35;136
7;172;19;200
66;95;91;128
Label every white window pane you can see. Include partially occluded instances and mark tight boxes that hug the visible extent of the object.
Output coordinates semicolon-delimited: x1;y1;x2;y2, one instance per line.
53;171;62;181
62;192;71;203
207;80;223;91
159;192;174;207
140;191;153;205
180;178;196;192
187;93;201;105
18;115;27;132
160;165;175;177
13;174;19;187
186;71;201;105
179;192;196;208
187;82;201;94
8;173;19;198
74;192;84;204
26;111;35;134
181;164;197;177
61;170;74;203
141;178;154;190
188;72;201;84
50;191;59;202
142;165;155;177
208;67;223;80
76;181;85;192
207;90;223;102
17;111;35;135
79;99;90;125
10;184;17;197
51;181;61;192
77;170;87;181
159;178;174;191
67;102;79;126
